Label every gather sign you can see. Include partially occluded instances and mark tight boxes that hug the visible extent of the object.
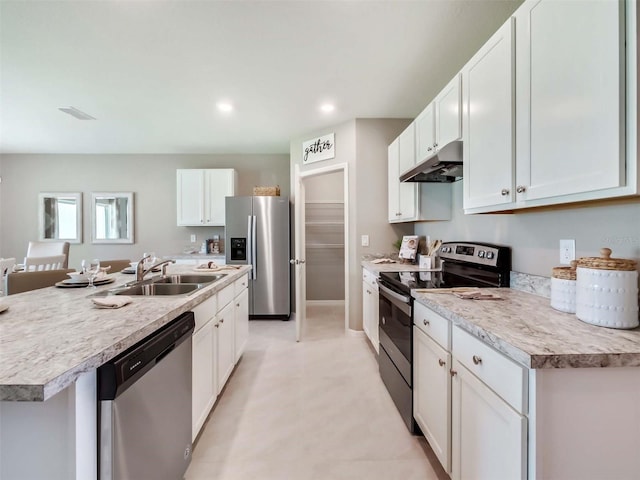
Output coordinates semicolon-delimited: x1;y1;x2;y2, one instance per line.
302;133;335;165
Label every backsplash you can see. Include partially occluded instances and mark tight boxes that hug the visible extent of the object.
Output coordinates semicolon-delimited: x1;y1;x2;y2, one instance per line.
510;271;551;298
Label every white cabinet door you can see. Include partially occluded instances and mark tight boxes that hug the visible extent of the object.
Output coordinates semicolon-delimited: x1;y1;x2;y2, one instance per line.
415;102;435;163
435;74;462;148
398;122;416;173
205;169;236;226
463;18;515;211
413;327;451;473
387;140;401;222
451;359;527;480
177;169;236;226
177;169;205;226
369;281;379;354
192;321;215;440
216;301;235;393
515;0;624;202
234;287;249;363
362;279;371;340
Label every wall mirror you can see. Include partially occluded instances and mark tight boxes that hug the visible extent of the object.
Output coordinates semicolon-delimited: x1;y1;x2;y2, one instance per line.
38;192;83;244
91;192;134;244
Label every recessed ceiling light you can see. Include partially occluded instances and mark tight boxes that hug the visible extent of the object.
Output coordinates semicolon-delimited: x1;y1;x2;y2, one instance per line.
320;103;335;113
217;102;233;112
58;106;96;120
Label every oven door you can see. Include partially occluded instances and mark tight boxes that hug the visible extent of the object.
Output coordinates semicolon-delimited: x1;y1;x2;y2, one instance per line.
378;281;412;386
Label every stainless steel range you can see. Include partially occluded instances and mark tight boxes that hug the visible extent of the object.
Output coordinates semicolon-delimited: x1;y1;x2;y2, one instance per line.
377;241;511;433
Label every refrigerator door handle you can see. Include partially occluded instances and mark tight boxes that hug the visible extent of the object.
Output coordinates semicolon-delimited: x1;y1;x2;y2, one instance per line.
251;215;257;279
247;215;254;280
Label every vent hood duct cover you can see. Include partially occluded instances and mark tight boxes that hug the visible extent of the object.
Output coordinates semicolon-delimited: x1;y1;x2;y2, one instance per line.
399;140;463;183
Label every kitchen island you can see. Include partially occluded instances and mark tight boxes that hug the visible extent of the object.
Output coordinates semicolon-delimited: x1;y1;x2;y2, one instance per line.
412;288;640;480
0;264;250;479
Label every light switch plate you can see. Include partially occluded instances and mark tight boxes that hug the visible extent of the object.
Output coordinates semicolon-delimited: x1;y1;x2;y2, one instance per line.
361;235;369;247
190;234;197;243
559;239;575;265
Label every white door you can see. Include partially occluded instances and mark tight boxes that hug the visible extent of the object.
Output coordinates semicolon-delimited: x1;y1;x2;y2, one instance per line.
216;302;235;392
294;166;306;342
415;102;435;163
435;74;462;148
451;359;527;480
515;0;624;201
205;169;234;226
387;140;400;222
176;169;204;225
413;327;451;473
462;18;515;210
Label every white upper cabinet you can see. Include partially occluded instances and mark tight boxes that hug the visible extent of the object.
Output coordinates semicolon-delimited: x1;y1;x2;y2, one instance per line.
464;0;635;213
388;125;419;222
177;169;237;226
514;0;624;203
415;75;462;165
462;18;515;210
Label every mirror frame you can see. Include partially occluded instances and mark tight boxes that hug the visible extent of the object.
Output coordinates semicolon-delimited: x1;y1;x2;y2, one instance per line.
91;192;135;244
38;192;83;244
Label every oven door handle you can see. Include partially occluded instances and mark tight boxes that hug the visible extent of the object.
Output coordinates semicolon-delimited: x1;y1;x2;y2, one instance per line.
378;282;411;304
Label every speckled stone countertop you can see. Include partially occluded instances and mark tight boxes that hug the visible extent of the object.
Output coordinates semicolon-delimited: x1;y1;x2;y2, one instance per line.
413;288;640;369
0;265;250;402
361;260;432;274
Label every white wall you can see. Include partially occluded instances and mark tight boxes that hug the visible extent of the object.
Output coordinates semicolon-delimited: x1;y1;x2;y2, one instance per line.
0;153;289;268
414;181;640;276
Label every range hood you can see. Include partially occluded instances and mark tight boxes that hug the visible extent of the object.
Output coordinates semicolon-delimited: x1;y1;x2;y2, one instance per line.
399;140;463;183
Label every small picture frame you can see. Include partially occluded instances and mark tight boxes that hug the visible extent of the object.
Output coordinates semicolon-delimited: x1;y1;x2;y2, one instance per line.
399;235;419;262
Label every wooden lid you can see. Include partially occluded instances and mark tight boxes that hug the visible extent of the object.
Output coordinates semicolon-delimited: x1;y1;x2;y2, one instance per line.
576;248;637;271
552;260;577;280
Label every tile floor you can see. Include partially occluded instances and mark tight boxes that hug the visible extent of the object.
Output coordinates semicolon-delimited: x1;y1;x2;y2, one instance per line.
185;303;448;480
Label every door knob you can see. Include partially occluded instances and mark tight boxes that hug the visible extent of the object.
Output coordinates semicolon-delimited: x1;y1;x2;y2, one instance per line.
299;260;306;264
289;259;298;265
516;185;526;193
501;188;510;196
438;359;445;367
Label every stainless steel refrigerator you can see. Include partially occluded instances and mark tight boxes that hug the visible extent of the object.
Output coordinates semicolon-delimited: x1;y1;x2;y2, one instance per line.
225;196;290;319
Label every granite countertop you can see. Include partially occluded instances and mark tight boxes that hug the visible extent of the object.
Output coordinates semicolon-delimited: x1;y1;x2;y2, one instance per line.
413;288;640;369
164;253;226;260
0;264;251;402
361;260;432;274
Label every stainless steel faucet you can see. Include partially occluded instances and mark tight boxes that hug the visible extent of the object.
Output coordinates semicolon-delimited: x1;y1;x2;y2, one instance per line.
136;256;176;282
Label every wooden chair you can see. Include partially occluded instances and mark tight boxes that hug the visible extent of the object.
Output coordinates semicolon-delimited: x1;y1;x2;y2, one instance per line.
6;269;75;295
23;255;66;271
26;241;70;268
100;259;131;273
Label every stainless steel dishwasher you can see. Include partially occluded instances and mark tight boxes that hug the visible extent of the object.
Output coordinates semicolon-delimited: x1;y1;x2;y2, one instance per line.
98;311;195;480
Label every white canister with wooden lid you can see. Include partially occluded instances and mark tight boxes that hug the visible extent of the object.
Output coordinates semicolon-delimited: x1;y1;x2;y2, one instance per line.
551;261;577;313
576;248;639;329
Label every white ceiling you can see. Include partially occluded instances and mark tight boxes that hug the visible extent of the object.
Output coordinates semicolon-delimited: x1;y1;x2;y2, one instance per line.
0;0;522;155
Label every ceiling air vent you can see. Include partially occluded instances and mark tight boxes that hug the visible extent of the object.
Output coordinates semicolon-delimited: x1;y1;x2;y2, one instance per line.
58;106;96;120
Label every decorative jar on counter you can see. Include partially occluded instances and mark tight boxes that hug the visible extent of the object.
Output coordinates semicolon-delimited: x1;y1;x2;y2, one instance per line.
551;261;577;313
575;248;639;329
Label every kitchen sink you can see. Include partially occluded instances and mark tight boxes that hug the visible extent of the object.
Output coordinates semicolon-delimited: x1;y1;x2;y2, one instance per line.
113;283;203;296
151;274;225;285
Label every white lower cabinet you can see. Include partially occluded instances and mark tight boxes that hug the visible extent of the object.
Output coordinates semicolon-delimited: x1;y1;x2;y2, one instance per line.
451;359;527;480
216;291;236;393
413;326;451;471
191;274;250;440
234;275;249;362
413;302;527;478
362;268;379;353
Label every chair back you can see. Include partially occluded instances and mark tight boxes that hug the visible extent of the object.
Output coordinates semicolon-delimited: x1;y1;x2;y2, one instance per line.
6;269;75;295
23;255;67;271
26;241;70;268
0;258;17;296
0;258;16;276
100;259;131;273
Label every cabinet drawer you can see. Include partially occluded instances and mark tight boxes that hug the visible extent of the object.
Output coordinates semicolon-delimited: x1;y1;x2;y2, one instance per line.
234;274;248;296
362;268;377;285
218;283;234;310
452;325;527;414
414;302;450;350
192;295;217;332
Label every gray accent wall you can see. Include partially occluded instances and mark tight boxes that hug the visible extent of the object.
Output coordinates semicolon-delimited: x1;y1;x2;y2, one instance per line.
414;181;640;276
0;154;289;268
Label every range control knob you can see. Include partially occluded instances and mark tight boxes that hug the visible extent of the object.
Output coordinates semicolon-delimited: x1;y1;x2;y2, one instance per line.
486;251;495;260
478;250;485;258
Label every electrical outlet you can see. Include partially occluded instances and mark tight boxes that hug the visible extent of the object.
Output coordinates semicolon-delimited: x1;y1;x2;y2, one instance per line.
559;239;575;265
190;234;196;243
361;235;369;247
